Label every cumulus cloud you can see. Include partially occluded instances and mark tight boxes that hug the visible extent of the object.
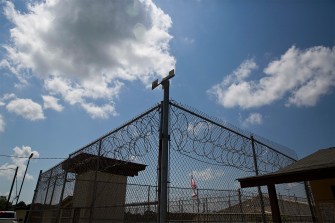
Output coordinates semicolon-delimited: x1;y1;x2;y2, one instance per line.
208;46;335;108
222;59;258;85
0;146;40;180
243;112;263;126
43;76;121;118
3;0;175;118
6;98;45;121
42;95;63;112
191;168;224;181
0;93;16;106
81;102;117;119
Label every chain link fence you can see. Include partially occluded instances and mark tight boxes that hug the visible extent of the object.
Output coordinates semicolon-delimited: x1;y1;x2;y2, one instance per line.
27;100;315;222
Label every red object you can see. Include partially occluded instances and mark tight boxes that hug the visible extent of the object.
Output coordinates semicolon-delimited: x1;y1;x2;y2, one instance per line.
191;176;197;189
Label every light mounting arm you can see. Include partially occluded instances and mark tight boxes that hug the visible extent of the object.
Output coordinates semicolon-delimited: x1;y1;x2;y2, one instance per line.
152;69;175;90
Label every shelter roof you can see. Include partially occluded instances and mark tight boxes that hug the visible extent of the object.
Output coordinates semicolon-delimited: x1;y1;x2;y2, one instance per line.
238;147;335;187
62;152;146;177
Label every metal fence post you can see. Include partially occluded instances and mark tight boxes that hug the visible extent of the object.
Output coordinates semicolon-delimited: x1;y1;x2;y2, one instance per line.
43;169;53;205
304;181;317;222
160;79;170;223
251;135;267;223
26;170;42;223
55;156;70;223
89;139;103;223
238;189;245;222
157;101;163;223
152;70;174;223
48;174;58;206
147;185;151;212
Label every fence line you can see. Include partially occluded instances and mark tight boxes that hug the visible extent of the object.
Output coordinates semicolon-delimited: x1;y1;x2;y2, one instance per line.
27;100;314;223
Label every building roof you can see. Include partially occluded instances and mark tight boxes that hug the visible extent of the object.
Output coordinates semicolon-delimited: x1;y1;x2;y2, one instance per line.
238;147;335;188
219;195;310;216
62;152;146;177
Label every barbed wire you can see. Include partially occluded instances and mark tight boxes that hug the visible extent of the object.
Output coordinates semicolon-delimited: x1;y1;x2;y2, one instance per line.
27;100;312;223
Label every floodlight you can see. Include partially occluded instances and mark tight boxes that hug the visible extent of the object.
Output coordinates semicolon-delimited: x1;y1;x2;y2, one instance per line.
162;69;175;82
151;69;175;90
152;79;159;90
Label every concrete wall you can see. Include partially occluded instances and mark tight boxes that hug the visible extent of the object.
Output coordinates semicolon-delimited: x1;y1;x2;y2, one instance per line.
73;171;127;223
310;178;335;222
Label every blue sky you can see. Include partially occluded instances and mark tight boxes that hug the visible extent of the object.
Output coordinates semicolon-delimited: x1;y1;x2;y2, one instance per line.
0;0;334;203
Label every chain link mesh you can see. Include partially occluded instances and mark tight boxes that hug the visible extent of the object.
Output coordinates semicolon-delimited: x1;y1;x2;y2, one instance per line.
27;101;315;223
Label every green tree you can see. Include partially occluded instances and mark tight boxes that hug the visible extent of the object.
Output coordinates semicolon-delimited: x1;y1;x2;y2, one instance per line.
0;196;11;211
15;201;27;209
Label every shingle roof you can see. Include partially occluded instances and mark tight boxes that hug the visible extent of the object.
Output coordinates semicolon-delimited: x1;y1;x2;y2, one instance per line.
238;147;335;188
277;147;335;173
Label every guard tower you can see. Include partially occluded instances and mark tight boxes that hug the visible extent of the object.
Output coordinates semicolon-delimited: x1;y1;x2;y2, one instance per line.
62;152;146;223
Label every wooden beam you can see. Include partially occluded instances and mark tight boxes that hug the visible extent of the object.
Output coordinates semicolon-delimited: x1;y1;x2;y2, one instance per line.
239;167;335;188
267;184;281;223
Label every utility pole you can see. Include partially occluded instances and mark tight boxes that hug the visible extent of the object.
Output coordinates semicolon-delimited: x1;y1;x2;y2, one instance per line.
152;69;175;223
16;153;34;205
5;166;18;210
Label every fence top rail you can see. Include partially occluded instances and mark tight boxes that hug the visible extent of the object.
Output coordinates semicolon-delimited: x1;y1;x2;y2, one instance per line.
40;100;297;176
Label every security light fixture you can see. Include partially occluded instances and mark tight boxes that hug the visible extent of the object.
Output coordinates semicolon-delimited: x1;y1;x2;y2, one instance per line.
151;69;175;90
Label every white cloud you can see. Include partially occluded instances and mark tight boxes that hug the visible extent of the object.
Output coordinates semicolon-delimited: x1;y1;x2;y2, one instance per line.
0;93;16;106
223;59;258;85
187;121;211;136
0;114;5;132
243;112;263;126
42;95;63;112
191;167;224;181
0;59;28;87
81;102;117;119
0;146;40;180
3;0;175;118
6;98;45;121
208;45;335;108
44;77;122;118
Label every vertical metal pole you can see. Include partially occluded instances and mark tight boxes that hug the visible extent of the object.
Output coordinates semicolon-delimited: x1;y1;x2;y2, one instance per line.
56;156;70;223
147;185;151;212
89;140;103;223
16;154;33;205
6;166;18;210
49;172;58;206
238;189;245;222
152;69;174;223
304;181;317;222
26;170;42;223
197;189;200;223
157;101;163;223
43;169;53;205
251;136;267;223
160;80;170;223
